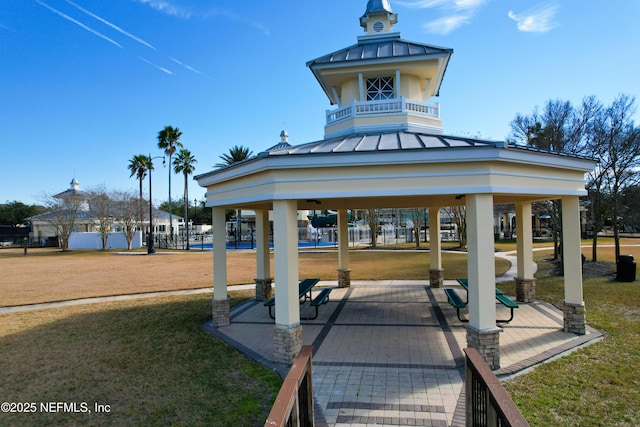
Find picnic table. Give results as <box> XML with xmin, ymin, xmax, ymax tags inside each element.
<box><xmin>264</xmin><ymin>278</ymin><xmax>332</xmax><ymax>320</ymax></box>
<box><xmin>442</xmin><ymin>278</ymin><xmax>519</xmax><ymax>323</ymax></box>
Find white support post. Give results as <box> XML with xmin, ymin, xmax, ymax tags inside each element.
<box><xmin>337</xmin><ymin>209</ymin><xmax>351</xmax><ymax>288</ymax></box>
<box><xmin>254</xmin><ymin>209</ymin><xmax>273</xmax><ymax>301</ymax></box>
<box><xmin>429</xmin><ymin>207</ymin><xmax>443</xmax><ymax>288</ymax></box>
<box><xmin>562</xmin><ymin>196</ymin><xmax>586</xmax><ymax>335</ymax></box>
<box><xmin>515</xmin><ymin>202</ymin><xmax>535</xmax><ymax>302</ymax></box>
<box><xmin>272</xmin><ymin>200</ymin><xmax>302</xmax><ymax>364</ymax></box>
<box><xmin>395</xmin><ymin>69</ymin><xmax>401</xmax><ymax>98</ymax></box>
<box><xmin>212</xmin><ymin>207</ymin><xmax>229</xmax><ymax>327</ymax></box>
<box><xmin>466</xmin><ymin>194</ymin><xmax>502</xmax><ymax>369</ymax></box>
<box><xmin>358</xmin><ymin>73</ymin><xmax>365</xmax><ymax>102</ymax></box>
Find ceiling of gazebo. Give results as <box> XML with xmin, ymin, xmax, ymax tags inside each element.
<box><xmin>195</xmin><ymin>131</ymin><xmax>596</xmax><ymax>211</ymax></box>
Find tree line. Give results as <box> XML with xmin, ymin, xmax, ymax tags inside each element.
<box><xmin>508</xmin><ymin>93</ymin><xmax>640</xmax><ymax>261</ymax></box>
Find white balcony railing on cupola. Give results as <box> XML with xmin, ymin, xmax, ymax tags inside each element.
<box><xmin>326</xmin><ymin>97</ymin><xmax>440</xmax><ymax>126</ymax></box>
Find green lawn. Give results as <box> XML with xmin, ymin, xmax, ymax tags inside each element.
<box><xmin>0</xmin><ymin>291</ymin><xmax>281</xmax><ymax>427</ymax></box>
<box><xmin>1</xmin><ymin>242</ymin><xmax>638</xmax><ymax>426</ymax></box>
<box><xmin>502</xmin><ymin>254</ymin><xmax>640</xmax><ymax>426</ymax></box>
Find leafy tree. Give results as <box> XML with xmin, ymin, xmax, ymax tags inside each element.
<box><xmin>128</xmin><ymin>154</ymin><xmax>151</xmax><ymax>228</ymax></box>
<box><xmin>157</xmin><ymin>126</ymin><xmax>183</xmax><ymax>239</ymax></box>
<box><xmin>215</xmin><ymin>145</ymin><xmax>254</xmax><ymax>242</ymax></box>
<box><xmin>215</xmin><ymin>145</ymin><xmax>253</xmax><ymax>168</ymax></box>
<box><xmin>173</xmin><ymin>148</ymin><xmax>197</xmax><ymax>249</ymax></box>
<box><xmin>0</xmin><ymin>201</ymin><xmax>45</xmax><ymax>227</ymax></box>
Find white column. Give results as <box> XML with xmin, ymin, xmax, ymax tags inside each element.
<box><xmin>212</xmin><ymin>207</ymin><xmax>227</xmax><ymax>301</ymax></box>
<box><xmin>273</xmin><ymin>200</ymin><xmax>300</xmax><ymax>325</ymax></box>
<box><xmin>466</xmin><ymin>194</ymin><xmax>501</xmax><ymax>369</ymax></box>
<box><xmin>429</xmin><ymin>207</ymin><xmax>443</xmax><ymax>287</ymax></box>
<box><xmin>466</xmin><ymin>194</ymin><xmax>496</xmax><ymax>329</ymax></box>
<box><xmin>337</xmin><ymin>209</ymin><xmax>351</xmax><ymax>287</ymax></box>
<box><xmin>255</xmin><ymin>209</ymin><xmax>271</xmax><ymax>279</ymax></box>
<box><xmin>254</xmin><ymin>209</ymin><xmax>272</xmax><ymax>301</ymax></box>
<box><xmin>516</xmin><ymin>202</ymin><xmax>534</xmax><ymax>279</ymax></box>
<box><xmin>211</xmin><ymin>207</ymin><xmax>229</xmax><ymax>327</ymax></box>
<box><xmin>562</xmin><ymin>196</ymin><xmax>583</xmax><ymax>304</ymax></box>
<box><xmin>562</xmin><ymin>196</ymin><xmax>586</xmax><ymax>334</ymax></box>
<box><xmin>272</xmin><ymin>200</ymin><xmax>302</xmax><ymax>364</ymax></box>
<box><xmin>515</xmin><ymin>202</ymin><xmax>536</xmax><ymax>302</ymax></box>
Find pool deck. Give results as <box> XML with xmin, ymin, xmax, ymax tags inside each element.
<box><xmin>205</xmin><ymin>279</ymin><xmax>603</xmax><ymax>427</ymax></box>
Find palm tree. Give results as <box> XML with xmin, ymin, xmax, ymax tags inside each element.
<box><xmin>157</xmin><ymin>126</ymin><xmax>183</xmax><ymax>241</ymax></box>
<box><xmin>173</xmin><ymin>149</ymin><xmax>197</xmax><ymax>249</ymax></box>
<box><xmin>128</xmin><ymin>154</ymin><xmax>151</xmax><ymax>229</ymax></box>
<box><xmin>215</xmin><ymin>145</ymin><xmax>253</xmax><ymax>169</ymax></box>
<box><xmin>216</xmin><ymin>145</ymin><xmax>254</xmax><ymax>245</ymax></box>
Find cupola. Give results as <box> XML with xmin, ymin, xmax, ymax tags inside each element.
<box><xmin>360</xmin><ymin>0</ymin><xmax>398</xmax><ymax>34</ymax></box>
<box><xmin>307</xmin><ymin>1</ymin><xmax>453</xmax><ymax>139</ymax></box>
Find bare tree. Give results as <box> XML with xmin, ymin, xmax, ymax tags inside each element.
<box><xmin>588</xmin><ymin>94</ymin><xmax>640</xmax><ymax>260</ymax></box>
<box><xmin>444</xmin><ymin>206</ymin><xmax>467</xmax><ymax>248</ymax></box>
<box><xmin>409</xmin><ymin>208</ymin><xmax>427</xmax><ymax>248</ymax></box>
<box><xmin>509</xmin><ymin>97</ymin><xmax>598</xmax><ymax>259</ymax></box>
<box><xmin>363</xmin><ymin>209</ymin><xmax>380</xmax><ymax>248</ymax></box>
<box><xmin>112</xmin><ymin>190</ymin><xmax>142</xmax><ymax>250</ymax></box>
<box><xmin>88</xmin><ymin>186</ymin><xmax>116</xmax><ymax>250</ymax></box>
<box><xmin>39</xmin><ymin>193</ymin><xmax>84</xmax><ymax>251</ymax></box>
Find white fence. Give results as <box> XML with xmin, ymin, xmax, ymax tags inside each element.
<box><xmin>69</xmin><ymin>231</ymin><xmax>143</xmax><ymax>249</ymax></box>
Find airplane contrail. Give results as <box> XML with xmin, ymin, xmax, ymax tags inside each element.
<box><xmin>35</xmin><ymin>0</ymin><xmax>122</xmax><ymax>48</ymax></box>
<box><xmin>138</xmin><ymin>56</ymin><xmax>173</xmax><ymax>75</ymax></box>
<box><xmin>169</xmin><ymin>57</ymin><xmax>201</xmax><ymax>74</ymax></box>
<box><xmin>65</xmin><ymin>0</ymin><xmax>156</xmax><ymax>50</ymax></box>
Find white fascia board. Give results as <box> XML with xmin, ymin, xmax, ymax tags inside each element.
<box><xmin>196</xmin><ymin>146</ymin><xmax>595</xmax><ymax>188</ymax></box>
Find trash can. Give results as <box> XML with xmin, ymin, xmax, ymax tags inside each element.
<box><xmin>616</xmin><ymin>255</ymin><xmax>636</xmax><ymax>282</ymax></box>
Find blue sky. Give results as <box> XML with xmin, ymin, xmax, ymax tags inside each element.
<box><xmin>2</xmin><ymin>0</ymin><xmax>639</xmax><ymax>205</ymax></box>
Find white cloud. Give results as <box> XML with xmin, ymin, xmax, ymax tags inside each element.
<box><xmin>396</xmin><ymin>0</ymin><xmax>449</xmax><ymax>8</ymax></box>
<box><xmin>508</xmin><ymin>4</ymin><xmax>559</xmax><ymax>33</ymax></box>
<box><xmin>66</xmin><ymin>0</ymin><xmax>156</xmax><ymax>50</ymax></box>
<box><xmin>424</xmin><ymin>14</ymin><xmax>470</xmax><ymax>34</ymax></box>
<box><xmin>398</xmin><ymin>0</ymin><xmax>488</xmax><ymax>34</ymax></box>
<box><xmin>134</xmin><ymin>0</ymin><xmax>192</xmax><ymax>19</ymax></box>
<box><xmin>454</xmin><ymin>0</ymin><xmax>487</xmax><ymax>10</ymax></box>
<box><xmin>35</xmin><ymin>0</ymin><xmax>122</xmax><ymax>48</ymax></box>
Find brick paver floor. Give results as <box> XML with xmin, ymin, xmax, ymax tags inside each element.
<box><xmin>206</xmin><ymin>280</ymin><xmax>603</xmax><ymax>427</ymax></box>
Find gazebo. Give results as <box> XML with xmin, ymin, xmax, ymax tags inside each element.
<box><xmin>195</xmin><ymin>0</ymin><xmax>595</xmax><ymax>369</ymax></box>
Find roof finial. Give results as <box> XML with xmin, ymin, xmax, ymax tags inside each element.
<box><xmin>360</xmin><ymin>0</ymin><xmax>398</xmax><ymax>34</ymax></box>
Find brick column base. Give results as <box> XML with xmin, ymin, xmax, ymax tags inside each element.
<box><xmin>563</xmin><ymin>302</ymin><xmax>586</xmax><ymax>335</ymax></box>
<box><xmin>429</xmin><ymin>269</ymin><xmax>444</xmax><ymax>288</ymax></box>
<box><xmin>273</xmin><ymin>323</ymin><xmax>303</xmax><ymax>365</ymax></box>
<box><xmin>466</xmin><ymin>326</ymin><xmax>503</xmax><ymax>370</ymax></box>
<box><xmin>515</xmin><ymin>278</ymin><xmax>536</xmax><ymax>302</ymax></box>
<box><xmin>211</xmin><ymin>299</ymin><xmax>230</xmax><ymax>327</ymax></box>
<box><xmin>254</xmin><ymin>278</ymin><xmax>274</xmax><ymax>301</ymax></box>
<box><xmin>337</xmin><ymin>269</ymin><xmax>351</xmax><ymax>288</ymax></box>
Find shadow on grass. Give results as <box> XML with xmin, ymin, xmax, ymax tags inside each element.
<box><xmin>0</xmin><ymin>292</ymin><xmax>280</xmax><ymax>427</ymax></box>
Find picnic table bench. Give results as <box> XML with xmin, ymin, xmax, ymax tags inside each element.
<box><xmin>442</xmin><ymin>278</ymin><xmax>519</xmax><ymax>323</ymax></box>
<box><xmin>265</xmin><ymin>278</ymin><xmax>331</xmax><ymax>320</ymax></box>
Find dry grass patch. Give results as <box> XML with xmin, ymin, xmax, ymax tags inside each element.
<box><xmin>1</xmin><ymin>249</ymin><xmax>510</xmax><ymax>306</ymax></box>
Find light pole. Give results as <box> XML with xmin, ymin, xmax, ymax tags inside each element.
<box><xmin>148</xmin><ymin>154</ymin><xmax>166</xmax><ymax>254</ymax></box>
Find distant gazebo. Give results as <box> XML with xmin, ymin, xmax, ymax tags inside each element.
<box><xmin>195</xmin><ymin>0</ymin><xmax>595</xmax><ymax>369</ymax></box>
